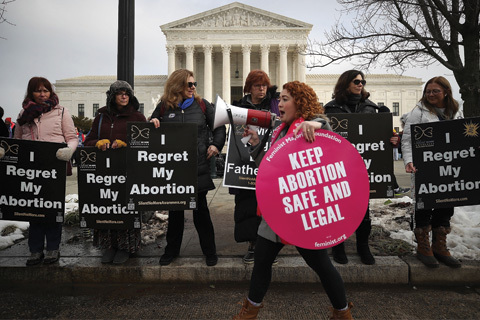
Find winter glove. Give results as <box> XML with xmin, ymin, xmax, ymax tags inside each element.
<box><xmin>95</xmin><ymin>139</ymin><xmax>111</xmax><ymax>150</ymax></box>
<box><xmin>0</xmin><ymin>147</ymin><xmax>4</xmax><ymax>159</ymax></box>
<box><xmin>114</xmin><ymin>139</ymin><xmax>127</xmax><ymax>148</ymax></box>
<box><xmin>56</xmin><ymin>147</ymin><xmax>74</xmax><ymax>162</ymax></box>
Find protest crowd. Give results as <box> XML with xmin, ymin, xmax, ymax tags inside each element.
<box><xmin>0</xmin><ymin>70</ymin><xmax>477</xmax><ymax>320</ymax></box>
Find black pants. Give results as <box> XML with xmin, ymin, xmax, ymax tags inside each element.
<box><xmin>28</xmin><ymin>222</ymin><xmax>62</xmax><ymax>253</ymax></box>
<box><xmin>248</xmin><ymin>236</ymin><xmax>347</xmax><ymax>310</ymax></box>
<box><xmin>164</xmin><ymin>191</ymin><xmax>216</xmax><ymax>256</ymax></box>
<box><xmin>415</xmin><ymin>207</ymin><xmax>454</xmax><ymax>228</ymax></box>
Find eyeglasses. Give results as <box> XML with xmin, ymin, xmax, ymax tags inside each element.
<box><xmin>425</xmin><ymin>89</ymin><xmax>442</xmax><ymax>95</ymax></box>
<box><xmin>34</xmin><ymin>89</ymin><xmax>50</xmax><ymax>94</ymax></box>
<box><xmin>116</xmin><ymin>92</ymin><xmax>129</xmax><ymax>97</ymax></box>
<box><xmin>188</xmin><ymin>82</ymin><xmax>197</xmax><ymax>88</ymax></box>
<box><xmin>352</xmin><ymin>79</ymin><xmax>366</xmax><ymax>86</ymax></box>
<box><xmin>253</xmin><ymin>84</ymin><xmax>268</xmax><ymax>89</ymax></box>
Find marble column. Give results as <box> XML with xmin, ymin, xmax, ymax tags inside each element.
<box><xmin>166</xmin><ymin>45</ymin><xmax>176</xmax><ymax>76</ymax></box>
<box><xmin>185</xmin><ymin>44</ymin><xmax>195</xmax><ymax>72</ymax></box>
<box><xmin>203</xmin><ymin>44</ymin><xmax>213</xmax><ymax>102</ymax></box>
<box><xmin>242</xmin><ymin>44</ymin><xmax>251</xmax><ymax>87</ymax></box>
<box><xmin>279</xmin><ymin>44</ymin><xmax>288</xmax><ymax>86</ymax></box>
<box><xmin>296</xmin><ymin>44</ymin><xmax>306</xmax><ymax>82</ymax></box>
<box><xmin>260</xmin><ymin>44</ymin><xmax>270</xmax><ymax>75</ymax></box>
<box><xmin>221</xmin><ymin>44</ymin><xmax>231</xmax><ymax>103</ymax></box>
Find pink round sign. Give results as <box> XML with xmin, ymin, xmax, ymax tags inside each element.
<box><xmin>256</xmin><ymin>129</ymin><xmax>369</xmax><ymax>249</ymax></box>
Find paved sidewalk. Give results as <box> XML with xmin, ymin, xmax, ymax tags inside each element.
<box><xmin>0</xmin><ymin>160</ymin><xmax>479</xmax><ymax>286</ymax></box>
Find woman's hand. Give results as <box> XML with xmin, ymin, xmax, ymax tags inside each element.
<box><xmin>294</xmin><ymin>121</ymin><xmax>323</xmax><ymax>143</ymax></box>
<box><xmin>390</xmin><ymin>136</ymin><xmax>399</xmax><ymax>145</ymax></box>
<box><xmin>112</xmin><ymin>139</ymin><xmax>127</xmax><ymax>149</ymax></box>
<box><xmin>405</xmin><ymin>162</ymin><xmax>416</xmax><ymax>173</ymax></box>
<box><xmin>56</xmin><ymin>147</ymin><xmax>74</xmax><ymax>161</ymax></box>
<box><xmin>243</xmin><ymin>127</ymin><xmax>260</xmax><ymax>147</ymax></box>
<box><xmin>150</xmin><ymin>118</ymin><xmax>161</xmax><ymax>129</ymax></box>
<box><xmin>95</xmin><ymin>139</ymin><xmax>111</xmax><ymax>151</ymax></box>
<box><xmin>207</xmin><ymin>145</ymin><xmax>219</xmax><ymax>159</ymax></box>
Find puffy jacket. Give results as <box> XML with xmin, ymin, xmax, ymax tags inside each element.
<box><xmin>84</xmin><ymin>105</ymin><xmax>146</xmax><ymax>146</ymax></box>
<box><xmin>150</xmin><ymin>99</ymin><xmax>226</xmax><ymax>193</ymax></box>
<box><xmin>14</xmin><ymin>104</ymin><xmax>78</xmax><ymax>150</ymax></box>
<box><xmin>401</xmin><ymin>102</ymin><xmax>463</xmax><ymax>165</ymax></box>
<box><xmin>324</xmin><ymin>98</ymin><xmax>378</xmax><ymax>114</ymax></box>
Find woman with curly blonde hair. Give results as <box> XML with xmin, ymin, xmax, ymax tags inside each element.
<box><xmin>233</xmin><ymin>81</ymin><xmax>353</xmax><ymax>320</ymax></box>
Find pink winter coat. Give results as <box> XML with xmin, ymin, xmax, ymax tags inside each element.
<box><xmin>14</xmin><ymin>104</ymin><xmax>78</xmax><ymax>151</ymax></box>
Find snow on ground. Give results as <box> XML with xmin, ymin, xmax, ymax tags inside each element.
<box><xmin>1</xmin><ymin>194</ymin><xmax>479</xmax><ymax>260</ymax></box>
<box><xmin>370</xmin><ymin>196</ymin><xmax>480</xmax><ymax>260</ymax></box>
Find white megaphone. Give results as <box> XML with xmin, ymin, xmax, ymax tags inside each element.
<box><xmin>213</xmin><ymin>95</ymin><xmax>275</xmax><ymax>130</ymax></box>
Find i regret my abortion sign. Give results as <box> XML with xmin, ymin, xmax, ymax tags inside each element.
<box><xmin>256</xmin><ymin>130</ymin><xmax>369</xmax><ymax>249</ymax></box>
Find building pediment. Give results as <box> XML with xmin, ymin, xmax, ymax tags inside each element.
<box><xmin>161</xmin><ymin>2</ymin><xmax>312</xmax><ymax>31</ymax></box>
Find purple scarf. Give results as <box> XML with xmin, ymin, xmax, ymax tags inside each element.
<box><xmin>17</xmin><ymin>95</ymin><xmax>59</xmax><ymax>126</ymax></box>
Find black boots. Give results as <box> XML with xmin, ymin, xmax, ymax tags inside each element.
<box><xmin>332</xmin><ymin>219</ymin><xmax>375</xmax><ymax>265</ymax></box>
<box><xmin>332</xmin><ymin>242</ymin><xmax>348</xmax><ymax>264</ymax></box>
<box><xmin>356</xmin><ymin>219</ymin><xmax>375</xmax><ymax>265</ymax></box>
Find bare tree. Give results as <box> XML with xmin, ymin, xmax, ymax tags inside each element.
<box><xmin>307</xmin><ymin>0</ymin><xmax>480</xmax><ymax>117</ymax></box>
<box><xmin>0</xmin><ymin>0</ymin><xmax>15</xmax><ymax>40</ymax></box>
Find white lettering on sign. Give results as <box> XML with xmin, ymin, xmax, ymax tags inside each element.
<box><xmin>137</xmin><ymin>150</ymin><xmax>189</xmax><ymax>164</ymax></box>
<box><xmin>423</xmin><ymin>147</ymin><xmax>476</xmax><ymax>163</ymax></box>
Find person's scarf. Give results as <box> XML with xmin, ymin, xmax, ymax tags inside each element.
<box><xmin>271</xmin><ymin>117</ymin><xmax>305</xmax><ymax>145</ymax></box>
<box><xmin>345</xmin><ymin>94</ymin><xmax>362</xmax><ymax>113</ymax></box>
<box><xmin>17</xmin><ymin>95</ymin><xmax>59</xmax><ymax>126</ymax></box>
<box><xmin>178</xmin><ymin>96</ymin><xmax>194</xmax><ymax>110</ymax></box>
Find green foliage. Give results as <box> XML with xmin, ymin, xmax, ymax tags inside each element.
<box><xmin>72</xmin><ymin>115</ymin><xmax>94</xmax><ymax>133</ymax></box>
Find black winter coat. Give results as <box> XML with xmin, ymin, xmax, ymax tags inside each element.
<box><xmin>324</xmin><ymin>98</ymin><xmax>378</xmax><ymax>114</ymax></box>
<box><xmin>150</xmin><ymin>99</ymin><xmax>226</xmax><ymax>193</ymax></box>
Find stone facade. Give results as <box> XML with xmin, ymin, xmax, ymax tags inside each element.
<box><xmin>54</xmin><ymin>2</ymin><xmax>423</xmax><ymax>131</ymax></box>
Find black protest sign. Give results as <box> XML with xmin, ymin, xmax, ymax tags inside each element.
<box><xmin>77</xmin><ymin>147</ymin><xmax>140</xmax><ymax>229</ymax></box>
<box><xmin>0</xmin><ymin>138</ymin><xmax>66</xmax><ymax>223</ymax></box>
<box><xmin>329</xmin><ymin>113</ymin><xmax>394</xmax><ymax>198</ymax></box>
<box><xmin>126</xmin><ymin>122</ymin><xmax>198</xmax><ymax>211</ymax></box>
<box><xmin>223</xmin><ymin>121</ymin><xmax>280</xmax><ymax>189</ymax></box>
<box><xmin>411</xmin><ymin>117</ymin><xmax>480</xmax><ymax>210</ymax></box>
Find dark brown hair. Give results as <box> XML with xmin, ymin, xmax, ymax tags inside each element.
<box><xmin>332</xmin><ymin>70</ymin><xmax>369</xmax><ymax>104</ymax></box>
<box><xmin>23</xmin><ymin>77</ymin><xmax>58</xmax><ymax>104</ymax></box>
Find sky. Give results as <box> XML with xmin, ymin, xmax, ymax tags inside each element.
<box><xmin>0</xmin><ymin>0</ymin><xmax>460</xmax><ymax>120</ymax></box>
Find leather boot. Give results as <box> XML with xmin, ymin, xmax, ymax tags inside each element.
<box><xmin>332</xmin><ymin>242</ymin><xmax>348</xmax><ymax>264</ymax></box>
<box><xmin>356</xmin><ymin>219</ymin><xmax>375</xmax><ymax>265</ymax></box>
<box><xmin>432</xmin><ymin>226</ymin><xmax>461</xmax><ymax>268</ymax></box>
<box><xmin>414</xmin><ymin>226</ymin><xmax>439</xmax><ymax>268</ymax></box>
<box><xmin>330</xmin><ymin>302</ymin><xmax>354</xmax><ymax>320</ymax></box>
<box><xmin>232</xmin><ymin>298</ymin><xmax>263</xmax><ymax>320</ymax></box>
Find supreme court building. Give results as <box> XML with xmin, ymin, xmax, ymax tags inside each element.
<box><xmin>55</xmin><ymin>2</ymin><xmax>424</xmax><ymax>131</ymax></box>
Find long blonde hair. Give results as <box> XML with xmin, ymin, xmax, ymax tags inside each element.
<box><xmin>161</xmin><ymin>69</ymin><xmax>201</xmax><ymax>110</ymax></box>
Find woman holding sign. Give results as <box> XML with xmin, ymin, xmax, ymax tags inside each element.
<box><xmin>13</xmin><ymin>77</ymin><xmax>78</xmax><ymax>266</ymax></box>
<box><xmin>150</xmin><ymin>69</ymin><xmax>226</xmax><ymax>267</ymax></box>
<box><xmin>233</xmin><ymin>81</ymin><xmax>353</xmax><ymax>320</ymax></box>
<box><xmin>84</xmin><ymin>80</ymin><xmax>147</xmax><ymax>264</ymax></box>
<box><xmin>324</xmin><ymin>70</ymin><xmax>378</xmax><ymax>266</ymax></box>
<box><xmin>402</xmin><ymin>76</ymin><xmax>462</xmax><ymax>268</ymax></box>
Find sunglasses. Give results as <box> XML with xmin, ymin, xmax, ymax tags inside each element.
<box><xmin>352</xmin><ymin>79</ymin><xmax>366</xmax><ymax>86</ymax></box>
<box><xmin>188</xmin><ymin>82</ymin><xmax>197</xmax><ymax>88</ymax></box>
